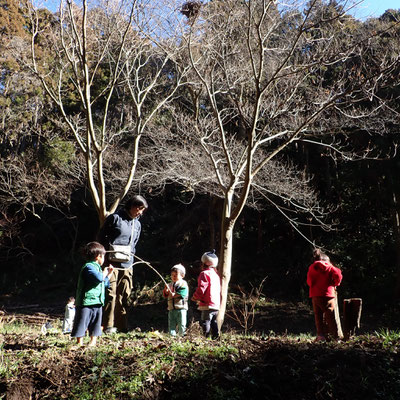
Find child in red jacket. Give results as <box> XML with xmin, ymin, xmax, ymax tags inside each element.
<box><xmin>192</xmin><ymin>251</ymin><xmax>221</xmax><ymax>339</ymax></box>
<box><xmin>307</xmin><ymin>249</ymin><xmax>343</xmax><ymax>341</ymax></box>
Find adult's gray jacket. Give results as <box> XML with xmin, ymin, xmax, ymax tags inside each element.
<box><xmin>98</xmin><ymin>209</ymin><xmax>141</xmax><ymax>269</ymax></box>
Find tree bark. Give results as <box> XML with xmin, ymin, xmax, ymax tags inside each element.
<box><xmin>217</xmin><ymin>217</ymin><xmax>234</xmax><ymax>330</ymax></box>
<box><xmin>343</xmin><ymin>298</ymin><xmax>362</xmax><ymax>341</ymax></box>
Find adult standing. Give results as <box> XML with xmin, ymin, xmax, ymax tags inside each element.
<box><xmin>98</xmin><ymin>195</ymin><xmax>148</xmax><ymax>333</ymax></box>
<box><xmin>307</xmin><ymin>249</ymin><xmax>343</xmax><ymax>341</ymax></box>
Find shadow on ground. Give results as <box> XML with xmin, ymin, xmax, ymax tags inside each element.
<box><xmin>0</xmin><ymin>294</ymin><xmax>398</xmax><ymax>337</ymax></box>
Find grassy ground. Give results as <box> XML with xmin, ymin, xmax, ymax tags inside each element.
<box><xmin>1</xmin><ymin>298</ymin><xmax>400</xmax><ymax>400</ymax></box>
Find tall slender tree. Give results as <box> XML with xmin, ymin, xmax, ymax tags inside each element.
<box><xmin>176</xmin><ymin>0</ymin><xmax>400</xmax><ymax>327</ymax></box>
<box><xmin>26</xmin><ymin>0</ymin><xmax>189</xmax><ymax>225</ymax></box>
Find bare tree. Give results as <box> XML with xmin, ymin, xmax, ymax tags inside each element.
<box><xmin>176</xmin><ymin>0</ymin><xmax>400</xmax><ymax>327</ymax></box>
<box><xmin>26</xmin><ymin>0</ymin><xmax>189</xmax><ymax>225</ymax></box>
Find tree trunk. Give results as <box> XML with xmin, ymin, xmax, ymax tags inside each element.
<box><xmin>217</xmin><ymin>217</ymin><xmax>234</xmax><ymax>330</ymax></box>
<box><xmin>343</xmin><ymin>298</ymin><xmax>362</xmax><ymax>341</ymax></box>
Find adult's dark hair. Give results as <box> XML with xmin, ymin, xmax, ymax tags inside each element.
<box><xmin>82</xmin><ymin>241</ymin><xmax>106</xmax><ymax>261</ymax></box>
<box><xmin>124</xmin><ymin>195</ymin><xmax>148</xmax><ymax>211</ymax></box>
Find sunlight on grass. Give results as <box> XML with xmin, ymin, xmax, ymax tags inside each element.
<box><xmin>374</xmin><ymin>328</ymin><xmax>400</xmax><ymax>349</ymax></box>
<box><xmin>374</xmin><ymin>328</ymin><xmax>400</xmax><ymax>340</ymax></box>
<box><xmin>2</xmin><ymin>320</ymin><xmax>400</xmax><ymax>399</ymax></box>
<box><xmin>0</xmin><ymin>320</ymin><xmax>39</xmax><ymax>335</ymax></box>
<box><xmin>0</xmin><ymin>343</ymin><xmax>30</xmax><ymax>380</ymax></box>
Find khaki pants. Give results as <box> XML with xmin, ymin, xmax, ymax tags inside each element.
<box><xmin>312</xmin><ymin>295</ymin><xmax>343</xmax><ymax>339</ymax></box>
<box><xmin>103</xmin><ymin>268</ymin><xmax>133</xmax><ymax>332</ymax></box>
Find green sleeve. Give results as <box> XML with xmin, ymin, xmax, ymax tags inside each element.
<box><xmin>175</xmin><ymin>281</ymin><xmax>188</xmax><ymax>298</ymax></box>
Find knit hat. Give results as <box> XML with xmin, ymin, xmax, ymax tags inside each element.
<box><xmin>171</xmin><ymin>263</ymin><xmax>186</xmax><ymax>276</ymax></box>
<box><xmin>201</xmin><ymin>250</ymin><xmax>218</xmax><ymax>267</ymax></box>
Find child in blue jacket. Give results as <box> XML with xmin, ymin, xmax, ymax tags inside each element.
<box><xmin>71</xmin><ymin>242</ymin><xmax>114</xmax><ymax>347</ymax></box>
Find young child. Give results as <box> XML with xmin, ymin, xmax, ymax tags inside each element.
<box><xmin>192</xmin><ymin>251</ymin><xmax>221</xmax><ymax>339</ymax></box>
<box><xmin>307</xmin><ymin>248</ymin><xmax>343</xmax><ymax>342</ymax></box>
<box><xmin>62</xmin><ymin>296</ymin><xmax>76</xmax><ymax>334</ymax></box>
<box><xmin>71</xmin><ymin>242</ymin><xmax>114</xmax><ymax>347</ymax></box>
<box><xmin>163</xmin><ymin>264</ymin><xmax>189</xmax><ymax>336</ymax></box>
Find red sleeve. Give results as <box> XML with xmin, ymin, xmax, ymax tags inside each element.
<box><xmin>330</xmin><ymin>267</ymin><xmax>343</xmax><ymax>287</ymax></box>
<box><xmin>306</xmin><ymin>264</ymin><xmax>315</xmax><ymax>287</ymax></box>
<box><xmin>192</xmin><ymin>272</ymin><xmax>209</xmax><ymax>301</ymax></box>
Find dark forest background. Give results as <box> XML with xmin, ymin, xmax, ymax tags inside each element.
<box><xmin>3</xmin><ymin>143</ymin><xmax>400</xmax><ymax>311</ymax></box>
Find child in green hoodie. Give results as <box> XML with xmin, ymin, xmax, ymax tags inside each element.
<box><xmin>71</xmin><ymin>242</ymin><xmax>114</xmax><ymax>347</ymax></box>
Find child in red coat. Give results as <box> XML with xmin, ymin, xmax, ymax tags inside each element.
<box><xmin>307</xmin><ymin>249</ymin><xmax>343</xmax><ymax>341</ymax></box>
<box><xmin>192</xmin><ymin>251</ymin><xmax>221</xmax><ymax>339</ymax></box>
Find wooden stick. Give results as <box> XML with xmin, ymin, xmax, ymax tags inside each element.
<box><xmin>105</xmin><ymin>251</ymin><xmax>169</xmax><ymax>287</ymax></box>
<box><xmin>134</xmin><ymin>255</ymin><xmax>169</xmax><ymax>288</ymax></box>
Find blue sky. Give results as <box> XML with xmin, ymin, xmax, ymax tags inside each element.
<box><xmin>352</xmin><ymin>0</ymin><xmax>400</xmax><ymax>19</ymax></box>
<box><xmin>39</xmin><ymin>0</ymin><xmax>399</xmax><ymax>18</ymax></box>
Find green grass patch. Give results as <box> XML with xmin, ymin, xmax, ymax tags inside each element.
<box><xmin>1</xmin><ymin>319</ymin><xmax>400</xmax><ymax>399</ymax></box>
